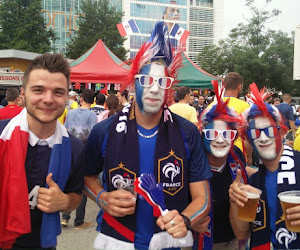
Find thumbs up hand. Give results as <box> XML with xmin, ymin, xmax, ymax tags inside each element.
<box><xmin>229</xmin><ymin>170</ymin><xmax>248</xmax><ymax>207</ymax></box>
<box><xmin>37</xmin><ymin>173</ymin><xmax>69</xmax><ymax>213</ymax></box>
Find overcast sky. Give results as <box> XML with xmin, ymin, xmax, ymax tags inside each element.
<box><xmin>223</xmin><ymin>0</ymin><xmax>300</xmax><ymax>38</ymax></box>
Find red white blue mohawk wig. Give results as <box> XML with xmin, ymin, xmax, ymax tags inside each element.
<box><xmin>242</xmin><ymin>83</ymin><xmax>288</xmax><ymax>137</ymax></box>
<box><xmin>200</xmin><ymin>80</ymin><xmax>242</xmax><ymax>130</ymax></box>
<box><xmin>121</xmin><ymin>22</ymin><xmax>183</xmax><ymax>92</ymax></box>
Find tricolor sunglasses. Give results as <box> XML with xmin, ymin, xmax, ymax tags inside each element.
<box><xmin>247</xmin><ymin>126</ymin><xmax>280</xmax><ymax>140</ymax></box>
<box><xmin>202</xmin><ymin>129</ymin><xmax>237</xmax><ymax>141</ymax></box>
<box><xmin>134</xmin><ymin>74</ymin><xmax>174</xmax><ymax>89</ymax></box>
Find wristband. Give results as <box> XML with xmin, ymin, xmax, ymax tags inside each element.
<box><xmin>96</xmin><ymin>190</ymin><xmax>106</xmax><ymax>209</ymax></box>
<box><xmin>180</xmin><ymin>214</ymin><xmax>192</xmax><ymax>231</ymax></box>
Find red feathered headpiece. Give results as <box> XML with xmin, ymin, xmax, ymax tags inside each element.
<box><xmin>199</xmin><ymin>80</ymin><xmax>242</xmax><ymax>130</ymax></box>
<box><xmin>240</xmin><ymin>83</ymin><xmax>288</xmax><ymax>139</ymax></box>
<box><xmin>120</xmin><ymin>22</ymin><xmax>183</xmax><ymax>103</ymax></box>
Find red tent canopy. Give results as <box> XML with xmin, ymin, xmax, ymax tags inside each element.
<box><xmin>70</xmin><ymin>39</ymin><xmax>129</xmax><ymax>84</ymax></box>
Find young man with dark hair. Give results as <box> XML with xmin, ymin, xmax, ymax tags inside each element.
<box><xmin>0</xmin><ymin>88</ymin><xmax>23</xmax><ymax>120</ymax></box>
<box><xmin>189</xmin><ymin>94</ymin><xmax>195</xmax><ymax>106</ymax></box>
<box><xmin>64</xmin><ymin>89</ymin><xmax>97</xmax><ymax>146</ymax></box>
<box><xmin>169</xmin><ymin>86</ymin><xmax>198</xmax><ymax>125</ymax></box>
<box><xmin>91</xmin><ymin>93</ymin><xmax>106</xmax><ymax>115</ymax></box>
<box><xmin>0</xmin><ymin>53</ymin><xmax>85</xmax><ymax>249</ymax></box>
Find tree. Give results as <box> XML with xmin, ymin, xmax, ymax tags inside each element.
<box><xmin>0</xmin><ymin>0</ymin><xmax>56</xmax><ymax>53</ymax></box>
<box><xmin>197</xmin><ymin>0</ymin><xmax>295</xmax><ymax>93</ymax></box>
<box><xmin>66</xmin><ymin>0</ymin><xmax>127</xmax><ymax>61</ymax></box>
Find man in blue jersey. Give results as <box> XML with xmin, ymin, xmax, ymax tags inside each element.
<box><xmin>84</xmin><ymin>22</ymin><xmax>212</xmax><ymax>250</ymax></box>
<box><xmin>0</xmin><ymin>54</ymin><xmax>84</xmax><ymax>249</ymax></box>
<box><xmin>229</xmin><ymin>83</ymin><xmax>300</xmax><ymax>249</ymax></box>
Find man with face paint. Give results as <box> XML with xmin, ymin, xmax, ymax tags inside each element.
<box><xmin>229</xmin><ymin>83</ymin><xmax>300</xmax><ymax>249</ymax></box>
<box><xmin>162</xmin><ymin>0</ymin><xmax>180</xmax><ymax>32</ymax></box>
<box><xmin>84</xmin><ymin>22</ymin><xmax>212</xmax><ymax>250</ymax></box>
<box><xmin>195</xmin><ymin>81</ymin><xmax>248</xmax><ymax>250</ymax></box>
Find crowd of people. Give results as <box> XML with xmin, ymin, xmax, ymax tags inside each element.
<box><xmin>1</xmin><ymin>21</ymin><xmax>300</xmax><ymax>250</ymax></box>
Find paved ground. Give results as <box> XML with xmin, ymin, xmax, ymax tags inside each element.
<box><xmin>57</xmin><ymin>199</ymin><xmax>99</xmax><ymax>250</ymax></box>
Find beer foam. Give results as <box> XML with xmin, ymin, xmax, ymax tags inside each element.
<box><xmin>245</xmin><ymin>191</ymin><xmax>260</xmax><ymax>199</ymax></box>
<box><xmin>279</xmin><ymin>195</ymin><xmax>300</xmax><ymax>204</ymax></box>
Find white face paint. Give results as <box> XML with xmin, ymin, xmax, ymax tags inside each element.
<box><xmin>253</xmin><ymin>117</ymin><xmax>277</xmax><ymax>160</ymax></box>
<box><xmin>209</xmin><ymin>120</ymin><xmax>232</xmax><ymax>158</ymax></box>
<box><xmin>141</xmin><ymin>62</ymin><xmax>166</xmax><ymax>114</ymax></box>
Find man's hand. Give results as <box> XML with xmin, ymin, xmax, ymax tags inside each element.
<box><xmin>156</xmin><ymin>210</ymin><xmax>187</xmax><ymax>238</ymax></box>
<box><xmin>287</xmin><ymin>205</ymin><xmax>300</xmax><ymax>227</ymax></box>
<box><xmin>100</xmin><ymin>189</ymin><xmax>136</xmax><ymax>217</ymax></box>
<box><xmin>193</xmin><ymin>216</ymin><xmax>210</xmax><ymax>233</ymax></box>
<box><xmin>37</xmin><ymin>173</ymin><xmax>69</xmax><ymax>213</ymax></box>
<box><xmin>229</xmin><ymin>170</ymin><xmax>248</xmax><ymax>207</ymax></box>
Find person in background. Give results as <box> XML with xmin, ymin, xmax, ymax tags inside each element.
<box><xmin>67</xmin><ymin>91</ymin><xmax>79</xmax><ymax>110</ymax></box>
<box><xmin>84</xmin><ymin>22</ymin><xmax>211</xmax><ymax>250</ymax></box>
<box><xmin>229</xmin><ymin>83</ymin><xmax>300</xmax><ymax>249</ymax></box>
<box><xmin>189</xmin><ymin>94</ymin><xmax>195</xmax><ymax>106</ymax></box>
<box><xmin>1</xmin><ymin>97</ymin><xmax>8</xmax><ymax>107</ymax></box>
<box><xmin>0</xmin><ymin>53</ymin><xmax>84</xmax><ymax>249</ymax></box>
<box><xmin>169</xmin><ymin>86</ymin><xmax>198</xmax><ymax>125</ymax></box>
<box><xmin>97</xmin><ymin>95</ymin><xmax>120</xmax><ymax>122</ymax></box>
<box><xmin>0</xmin><ymin>88</ymin><xmax>23</xmax><ymax>120</ymax></box>
<box><xmin>273</xmin><ymin>98</ymin><xmax>281</xmax><ymax>106</ymax></box>
<box><xmin>62</xmin><ymin>88</ymin><xmax>97</xmax><ymax>229</ymax></box>
<box><xmin>58</xmin><ymin>108</ymin><xmax>68</xmax><ymax>125</ymax></box>
<box><xmin>277</xmin><ymin>93</ymin><xmax>296</xmax><ymax>140</ymax></box>
<box><xmin>91</xmin><ymin>93</ymin><xmax>106</xmax><ymax>115</ymax></box>
<box><xmin>294</xmin><ymin>106</ymin><xmax>300</xmax><ymax>128</ymax></box>
<box><xmin>193</xmin><ymin>94</ymin><xmax>208</xmax><ymax>119</ymax></box>
<box><xmin>17</xmin><ymin>94</ymin><xmax>25</xmax><ymax>108</ymax></box>
<box><xmin>64</xmin><ymin>89</ymin><xmax>97</xmax><ymax>145</ymax></box>
<box><xmin>222</xmin><ymin>72</ymin><xmax>252</xmax><ymax>165</ymax></box>
<box><xmin>117</xmin><ymin>90</ymin><xmax>129</xmax><ymax>106</ymax></box>
<box><xmin>195</xmin><ymin>81</ymin><xmax>248</xmax><ymax>250</ymax></box>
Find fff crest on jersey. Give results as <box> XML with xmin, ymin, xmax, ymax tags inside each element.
<box><xmin>158</xmin><ymin>149</ymin><xmax>183</xmax><ymax>196</ymax></box>
<box><xmin>108</xmin><ymin>162</ymin><xmax>136</xmax><ymax>190</ymax></box>
<box><xmin>252</xmin><ymin>199</ymin><xmax>266</xmax><ymax>232</ymax></box>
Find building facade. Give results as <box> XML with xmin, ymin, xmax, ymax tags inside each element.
<box><xmin>41</xmin><ymin>0</ymin><xmax>223</xmax><ymax>62</ymax></box>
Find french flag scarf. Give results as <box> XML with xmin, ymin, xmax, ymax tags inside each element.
<box><xmin>0</xmin><ymin>108</ymin><xmax>71</xmax><ymax>248</ymax></box>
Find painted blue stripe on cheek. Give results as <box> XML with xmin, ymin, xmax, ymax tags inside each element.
<box><xmin>135</xmin><ymin>64</ymin><xmax>151</xmax><ymax>112</ymax></box>
<box><xmin>203</xmin><ymin>122</ymin><xmax>213</xmax><ymax>153</ymax></box>
<box><xmin>135</xmin><ymin>80</ymin><xmax>144</xmax><ymax>111</ymax></box>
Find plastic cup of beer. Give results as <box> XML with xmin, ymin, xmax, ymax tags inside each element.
<box><xmin>278</xmin><ymin>191</ymin><xmax>300</xmax><ymax>232</ymax></box>
<box><xmin>238</xmin><ymin>186</ymin><xmax>262</xmax><ymax>222</ymax></box>
<box><xmin>116</xmin><ymin>179</ymin><xmax>137</xmax><ymax>200</ymax></box>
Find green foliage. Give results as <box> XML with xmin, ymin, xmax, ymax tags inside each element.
<box><xmin>197</xmin><ymin>0</ymin><xmax>295</xmax><ymax>94</ymax></box>
<box><xmin>66</xmin><ymin>0</ymin><xmax>127</xmax><ymax>61</ymax></box>
<box><xmin>0</xmin><ymin>0</ymin><xmax>56</xmax><ymax>53</ymax></box>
